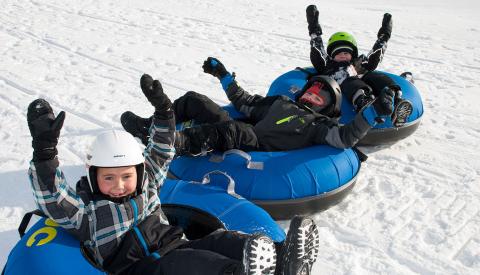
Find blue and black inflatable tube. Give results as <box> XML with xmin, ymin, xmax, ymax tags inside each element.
<box><xmin>4</xmin><ymin>177</ymin><xmax>284</xmax><ymax>275</ymax></box>
<box><xmin>160</xmin><ymin>177</ymin><xmax>285</xmax><ymax>242</ymax></box>
<box><xmin>169</xmin><ymin>145</ymin><xmax>361</xmax><ymax>220</ymax></box>
<box><xmin>268</xmin><ymin>67</ymin><xmax>424</xmax><ymax>145</ymax></box>
<box><xmin>4</xmin><ymin>217</ymin><xmax>104</xmax><ymax>275</ymax></box>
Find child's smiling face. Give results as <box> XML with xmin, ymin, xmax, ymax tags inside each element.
<box><xmin>97</xmin><ymin>166</ymin><xmax>137</xmax><ymax>198</ymax></box>
<box><xmin>333</xmin><ymin>51</ymin><xmax>352</xmax><ymax>62</ymax></box>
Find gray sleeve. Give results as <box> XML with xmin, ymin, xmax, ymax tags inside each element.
<box><xmin>322</xmin><ymin>113</ymin><xmax>372</xmax><ymax>149</ymax></box>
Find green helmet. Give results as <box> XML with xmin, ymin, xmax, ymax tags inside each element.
<box><xmin>327</xmin><ymin>32</ymin><xmax>358</xmax><ymax>59</ymax></box>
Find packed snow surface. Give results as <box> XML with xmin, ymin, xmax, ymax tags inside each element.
<box><xmin>1</xmin><ymin>0</ymin><xmax>479</xmax><ymax>274</ymax></box>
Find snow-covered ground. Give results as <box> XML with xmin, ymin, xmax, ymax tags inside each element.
<box><xmin>1</xmin><ymin>0</ymin><xmax>480</xmax><ymax>273</ymax></box>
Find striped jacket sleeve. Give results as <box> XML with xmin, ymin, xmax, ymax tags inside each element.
<box><xmin>28</xmin><ymin>158</ymin><xmax>90</xmax><ymax>241</ymax></box>
<box><xmin>144</xmin><ymin>110</ymin><xmax>176</xmax><ymax>190</ymax></box>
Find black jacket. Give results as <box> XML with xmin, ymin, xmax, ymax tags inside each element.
<box><xmin>224</xmin><ymin>82</ymin><xmax>372</xmax><ymax>150</ymax></box>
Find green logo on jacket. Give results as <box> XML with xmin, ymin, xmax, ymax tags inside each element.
<box><xmin>276</xmin><ymin>115</ymin><xmax>305</xmax><ymax>125</ymax></box>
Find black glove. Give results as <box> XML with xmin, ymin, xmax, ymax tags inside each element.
<box><xmin>306</xmin><ymin>5</ymin><xmax>322</xmax><ymax>35</ymax></box>
<box><xmin>373</xmin><ymin>87</ymin><xmax>395</xmax><ymax>116</ymax></box>
<box><xmin>377</xmin><ymin>13</ymin><xmax>392</xmax><ymax>41</ymax></box>
<box><xmin>140</xmin><ymin>74</ymin><xmax>172</xmax><ymax>112</ymax></box>
<box><xmin>27</xmin><ymin>99</ymin><xmax>65</xmax><ymax>161</ymax></box>
<box><xmin>202</xmin><ymin>57</ymin><xmax>229</xmax><ymax>79</ymax></box>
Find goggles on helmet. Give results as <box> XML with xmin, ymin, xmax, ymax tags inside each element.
<box><xmin>299</xmin><ymin>82</ymin><xmax>333</xmax><ymax>112</ymax></box>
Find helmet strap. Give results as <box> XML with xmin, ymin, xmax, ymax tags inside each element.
<box><xmin>87</xmin><ymin>166</ymin><xmax>100</xmax><ymax>194</ymax></box>
<box><xmin>135</xmin><ymin>163</ymin><xmax>146</xmax><ymax>195</ymax></box>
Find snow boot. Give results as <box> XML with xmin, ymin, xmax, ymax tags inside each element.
<box><xmin>391</xmin><ymin>99</ymin><xmax>413</xmax><ymax>127</ymax></box>
<box><xmin>390</xmin><ymin>90</ymin><xmax>413</xmax><ymax>127</ymax></box>
<box><xmin>277</xmin><ymin>216</ymin><xmax>320</xmax><ymax>275</ymax></box>
<box><xmin>243</xmin><ymin>234</ymin><xmax>277</xmax><ymax>275</ymax></box>
<box><xmin>120</xmin><ymin>111</ymin><xmax>151</xmax><ymax>145</ymax></box>
<box><xmin>173</xmin><ymin>130</ymin><xmax>206</xmax><ymax>157</ymax></box>
<box><xmin>174</xmin><ymin>126</ymin><xmax>217</xmax><ymax>156</ymax></box>
<box><xmin>352</xmin><ymin>89</ymin><xmax>375</xmax><ymax>112</ymax></box>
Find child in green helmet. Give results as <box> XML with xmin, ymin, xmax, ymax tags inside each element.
<box><xmin>306</xmin><ymin>5</ymin><xmax>412</xmax><ymax>126</ymax></box>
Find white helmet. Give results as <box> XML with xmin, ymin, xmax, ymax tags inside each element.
<box><xmin>85</xmin><ymin>130</ymin><xmax>145</xmax><ymax>195</ymax></box>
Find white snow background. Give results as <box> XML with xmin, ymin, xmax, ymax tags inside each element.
<box><xmin>1</xmin><ymin>0</ymin><xmax>480</xmax><ymax>274</ymax></box>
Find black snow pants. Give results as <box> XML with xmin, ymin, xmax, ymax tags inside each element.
<box><xmin>124</xmin><ymin>229</ymin><xmax>251</xmax><ymax>275</ymax></box>
<box><xmin>174</xmin><ymin>91</ymin><xmax>260</xmax><ymax>153</ymax></box>
<box><xmin>173</xmin><ymin>91</ymin><xmax>232</xmax><ymax>124</ymax></box>
<box><xmin>340</xmin><ymin>71</ymin><xmax>399</xmax><ymax>103</ymax></box>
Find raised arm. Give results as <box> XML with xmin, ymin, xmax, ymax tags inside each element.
<box><xmin>306</xmin><ymin>5</ymin><xmax>329</xmax><ymax>73</ymax></box>
<box><xmin>27</xmin><ymin>99</ymin><xmax>90</xmax><ymax>240</ymax></box>
<box><xmin>357</xmin><ymin>13</ymin><xmax>392</xmax><ymax>73</ymax></box>
<box><xmin>202</xmin><ymin>57</ymin><xmax>276</xmax><ymax>120</ymax></box>
<box><xmin>138</xmin><ymin>74</ymin><xmax>176</xmax><ymax>189</ymax></box>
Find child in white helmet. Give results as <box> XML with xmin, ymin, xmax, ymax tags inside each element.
<box><xmin>26</xmin><ymin>74</ymin><xmax>320</xmax><ymax>275</ymax></box>
<box><xmin>306</xmin><ymin>4</ymin><xmax>412</xmax><ymax>126</ymax></box>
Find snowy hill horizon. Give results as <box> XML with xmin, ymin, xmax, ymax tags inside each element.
<box><xmin>1</xmin><ymin>0</ymin><xmax>479</xmax><ymax>274</ymax></box>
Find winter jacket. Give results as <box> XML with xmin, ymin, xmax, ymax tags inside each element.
<box><xmin>309</xmin><ymin>34</ymin><xmax>388</xmax><ymax>85</ymax></box>
<box><xmin>224</xmin><ymin>82</ymin><xmax>372</xmax><ymax>150</ymax></box>
<box><xmin>28</xmin><ymin>111</ymin><xmax>176</xmax><ymax>268</ymax></box>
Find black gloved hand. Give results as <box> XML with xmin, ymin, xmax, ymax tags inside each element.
<box><xmin>306</xmin><ymin>5</ymin><xmax>322</xmax><ymax>35</ymax></box>
<box><xmin>377</xmin><ymin>13</ymin><xmax>392</xmax><ymax>41</ymax></box>
<box><xmin>373</xmin><ymin>87</ymin><xmax>395</xmax><ymax>116</ymax></box>
<box><xmin>202</xmin><ymin>57</ymin><xmax>229</xmax><ymax>79</ymax></box>
<box><xmin>27</xmin><ymin>99</ymin><xmax>65</xmax><ymax>161</ymax></box>
<box><xmin>140</xmin><ymin>74</ymin><xmax>172</xmax><ymax>112</ymax></box>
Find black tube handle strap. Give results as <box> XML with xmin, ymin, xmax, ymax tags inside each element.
<box><xmin>353</xmin><ymin>146</ymin><xmax>368</xmax><ymax>162</ymax></box>
<box><xmin>18</xmin><ymin>209</ymin><xmax>46</xmax><ymax>238</ymax></box>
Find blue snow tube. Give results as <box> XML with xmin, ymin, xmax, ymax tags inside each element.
<box><xmin>4</xmin><ymin>217</ymin><xmax>103</xmax><ymax>275</ymax></box>
<box><xmin>3</xmin><ymin>175</ymin><xmax>284</xmax><ymax>275</ymax></box>
<box><xmin>268</xmin><ymin>67</ymin><xmax>424</xmax><ymax>145</ymax></box>
<box><xmin>170</xmin><ymin>145</ymin><xmax>361</xmax><ymax>220</ymax></box>
<box><xmin>160</xmin><ymin>173</ymin><xmax>285</xmax><ymax>242</ymax></box>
